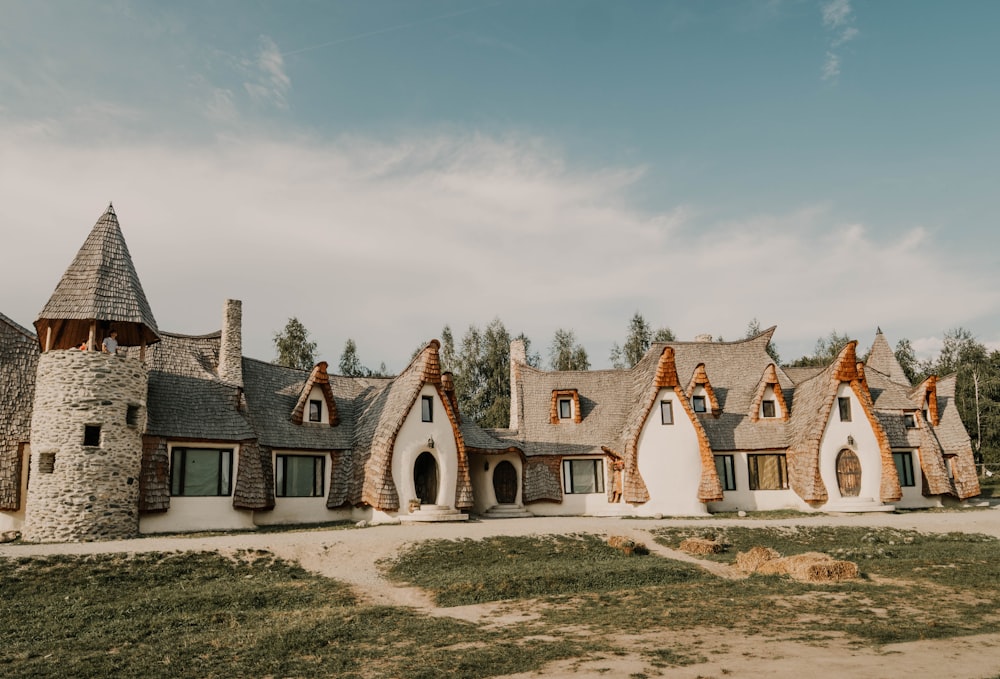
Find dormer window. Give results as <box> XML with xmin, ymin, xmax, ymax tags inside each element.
<box><xmin>421</xmin><ymin>395</ymin><xmax>433</xmax><ymax>422</ymax></box>
<box><xmin>308</xmin><ymin>399</ymin><xmax>322</xmax><ymax>423</ymax></box>
<box><xmin>692</xmin><ymin>395</ymin><xmax>707</xmax><ymax>413</ymax></box>
<box><xmin>761</xmin><ymin>400</ymin><xmax>776</xmax><ymax>418</ymax></box>
<box><xmin>904</xmin><ymin>413</ymin><xmax>916</xmax><ymax>429</ymax></box>
<box><xmin>558</xmin><ymin>398</ymin><xmax>572</xmax><ymax>419</ymax></box>
<box><xmin>660</xmin><ymin>400</ymin><xmax>674</xmax><ymax>425</ymax></box>
<box><xmin>838</xmin><ymin>397</ymin><xmax>852</xmax><ymax>422</ymax></box>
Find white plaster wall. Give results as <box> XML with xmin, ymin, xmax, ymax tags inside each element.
<box><xmin>818</xmin><ymin>383</ymin><xmax>883</xmax><ymax>506</ymax></box>
<box><xmin>391</xmin><ymin>384</ymin><xmax>460</xmax><ymax>512</ymax></box>
<box><xmin>140</xmin><ymin>443</ymin><xmax>255</xmax><ymax>534</ymax></box>
<box><xmin>469</xmin><ymin>452</ymin><xmax>522</xmax><ymax>514</ymax></box>
<box><xmin>0</xmin><ymin>444</ymin><xmax>29</xmax><ymax>533</ymax></box>
<box><xmin>634</xmin><ymin>389</ymin><xmax>707</xmax><ymax>516</ymax></box>
<box><xmin>707</xmin><ymin>452</ymin><xmax>812</xmax><ymax>513</ymax></box>
<box><xmin>253</xmin><ymin>450</ymin><xmax>355</xmax><ymax>526</ymax></box>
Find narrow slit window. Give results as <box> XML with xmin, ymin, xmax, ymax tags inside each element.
<box><xmin>126</xmin><ymin>405</ymin><xmax>140</xmax><ymax>427</ymax></box>
<box><xmin>660</xmin><ymin>400</ymin><xmax>673</xmax><ymax>425</ymax></box>
<box><xmin>421</xmin><ymin>395</ymin><xmax>433</xmax><ymax>422</ymax></box>
<box><xmin>838</xmin><ymin>397</ymin><xmax>852</xmax><ymax>422</ymax></box>
<box><xmin>83</xmin><ymin>425</ymin><xmax>101</xmax><ymax>447</ymax></box>
<box><xmin>714</xmin><ymin>455</ymin><xmax>736</xmax><ymax>491</ymax></box>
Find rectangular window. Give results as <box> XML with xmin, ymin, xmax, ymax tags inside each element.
<box><xmin>83</xmin><ymin>425</ymin><xmax>101</xmax><ymax>447</ymax></box>
<box><xmin>558</xmin><ymin>398</ymin><xmax>572</xmax><ymax>419</ymax></box>
<box><xmin>170</xmin><ymin>447</ymin><xmax>233</xmax><ymax>496</ymax></box>
<box><xmin>714</xmin><ymin>455</ymin><xmax>736</xmax><ymax>491</ymax></box>
<box><xmin>838</xmin><ymin>397</ymin><xmax>852</xmax><ymax>422</ymax></box>
<box><xmin>903</xmin><ymin>413</ymin><xmax>916</xmax><ymax>428</ymax></box>
<box><xmin>761</xmin><ymin>400</ymin><xmax>776</xmax><ymax>418</ymax></box>
<box><xmin>692</xmin><ymin>395</ymin><xmax>707</xmax><ymax>413</ymax></box>
<box><xmin>126</xmin><ymin>405</ymin><xmax>140</xmax><ymax>427</ymax></box>
<box><xmin>276</xmin><ymin>454</ymin><xmax>325</xmax><ymax>497</ymax></box>
<box><xmin>308</xmin><ymin>399</ymin><xmax>322</xmax><ymax>423</ymax></box>
<box><xmin>562</xmin><ymin>459</ymin><xmax>605</xmax><ymax>494</ymax></box>
<box><xmin>660</xmin><ymin>400</ymin><xmax>674</xmax><ymax>425</ymax></box>
<box><xmin>893</xmin><ymin>452</ymin><xmax>915</xmax><ymax>487</ymax></box>
<box><xmin>421</xmin><ymin>395</ymin><xmax>433</xmax><ymax>422</ymax></box>
<box><xmin>747</xmin><ymin>454</ymin><xmax>788</xmax><ymax>490</ymax></box>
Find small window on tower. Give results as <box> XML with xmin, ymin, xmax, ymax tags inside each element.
<box><xmin>39</xmin><ymin>452</ymin><xmax>56</xmax><ymax>474</ymax></box>
<box><xmin>83</xmin><ymin>425</ymin><xmax>101</xmax><ymax>447</ymax></box>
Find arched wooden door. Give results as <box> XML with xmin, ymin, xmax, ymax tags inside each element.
<box><xmin>492</xmin><ymin>460</ymin><xmax>518</xmax><ymax>504</ymax></box>
<box><xmin>414</xmin><ymin>452</ymin><xmax>439</xmax><ymax>505</ymax></box>
<box><xmin>836</xmin><ymin>449</ymin><xmax>862</xmax><ymax>497</ymax></box>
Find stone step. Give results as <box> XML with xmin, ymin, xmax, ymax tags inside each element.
<box><xmin>482</xmin><ymin>504</ymin><xmax>533</xmax><ymax>519</ymax></box>
<box><xmin>824</xmin><ymin>497</ymin><xmax>896</xmax><ymax>513</ymax></box>
<box><xmin>399</xmin><ymin>505</ymin><xmax>469</xmax><ymax>523</ymax></box>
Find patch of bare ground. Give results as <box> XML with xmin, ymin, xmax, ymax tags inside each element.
<box><xmin>623</xmin><ymin>528</ymin><xmax>745</xmax><ymax>579</ymax></box>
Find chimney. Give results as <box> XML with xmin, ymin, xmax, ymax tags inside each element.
<box><xmin>694</xmin><ymin>333</ymin><xmax>714</xmax><ymax>342</ymax></box>
<box><xmin>509</xmin><ymin>339</ymin><xmax>527</xmax><ymax>431</ymax></box>
<box><xmin>219</xmin><ymin>299</ymin><xmax>243</xmax><ymax>387</ymax></box>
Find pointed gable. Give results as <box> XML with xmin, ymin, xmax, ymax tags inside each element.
<box><xmin>686</xmin><ymin>363</ymin><xmax>720</xmax><ymax>416</ymax></box>
<box><xmin>621</xmin><ymin>347</ymin><xmax>723</xmax><ymax>504</ymax></box>
<box><xmin>787</xmin><ymin>341</ymin><xmax>901</xmax><ymax>504</ymax></box>
<box><xmin>866</xmin><ymin>329</ymin><xmax>910</xmax><ymax>386</ymax></box>
<box><xmin>34</xmin><ymin>204</ymin><xmax>160</xmax><ymax>350</ymax></box>
<box><xmin>357</xmin><ymin>340</ymin><xmax>472</xmax><ymax>511</ymax></box>
<box><xmin>911</xmin><ymin>376</ymin><xmax>939</xmax><ymax>426</ymax></box>
<box><xmin>749</xmin><ymin>363</ymin><xmax>789</xmax><ymax>422</ymax></box>
<box><xmin>290</xmin><ymin>361</ymin><xmax>340</xmax><ymax>426</ymax></box>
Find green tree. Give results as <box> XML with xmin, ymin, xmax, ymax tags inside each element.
<box><xmin>652</xmin><ymin>327</ymin><xmax>676</xmax><ymax>342</ymax></box>
<box><xmin>893</xmin><ymin>338</ymin><xmax>920</xmax><ymax>384</ymax></box>
<box><xmin>339</xmin><ymin>339</ymin><xmax>364</xmax><ymax>377</ymax></box>
<box><xmin>745</xmin><ymin>318</ymin><xmax>781</xmax><ymax>365</ymax></box>
<box><xmin>788</xmin><ymin>329</ymin><xmax>851</xmax><ymax>368</ymax></box>
<box><xmin>550</xmin><ymin>328</ymin><xmax>590</xmax><ymax>371</ymax></box>
<box><xmin>610</xmin><ymin>313</ymin><xmax>675</xmax><ymax>369</ymax></box>
<box><xmin>273</xmin><ymin>317</ymin><xmax>317</xmax><ymax>370</ymax></box>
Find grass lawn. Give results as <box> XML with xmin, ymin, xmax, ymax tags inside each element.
<box><xmin>4</xmin><ymin>526</ymin><xmax>1000</xmax><ymax>677</ymax></box>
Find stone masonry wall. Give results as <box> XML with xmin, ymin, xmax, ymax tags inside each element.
<box><xmin>23</xmin><ymin>350</ymin><xmax>148</xmax><ymax>542</ymax></box>
<box><xmin>218</xmin><ymin>299</ymin><xmax>243</xmax><ymax>386</ymax></box>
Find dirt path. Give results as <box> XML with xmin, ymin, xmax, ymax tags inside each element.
<box><xmin>4</xmin><ymin>510</ymin><xmax>1000</xmax><ymax>677</ymax></box>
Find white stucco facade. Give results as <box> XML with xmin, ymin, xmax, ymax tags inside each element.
<box><xmin>818</xmin><ymin>383</ymin><xmax>884</xmax><ymax>508</ymax></box>
<box><xmin>634</xmin><ymin>389</ymin><xmax>707</xmax><ymax>516</ymax></box>
<box><xmin>253</xmin><ymin>449</ymin><xmax>355</xmax><ymax>526</ymax></box>
<box><xmin>707</xmin><ymin>451</ymin><xmax>811</xmax><ymax>513</ymax></box>
<box><xmin>469</xmin><ymin>452</ymin><xmax>523</xmax><ymax>513</ymax></box>
<box><xmin>391</xmin><ymin>384</ymin><xmax>461</xmax><ymax>513</ymax></box>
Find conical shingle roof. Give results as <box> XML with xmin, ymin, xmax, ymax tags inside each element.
<box><xmin>866</xmin><ymin>329</ymin><xmax>910</xmax><ymax>386</ymax></box>
<box><xmin>34</xmin><ymin>204</ymin><xmax>160</xmax><ymax>349</ymax></box>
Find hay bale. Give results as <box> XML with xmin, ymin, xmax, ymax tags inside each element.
<box><xmin>752</xmin><ymin>551</ymin><xmax>860</xmax><ymax>582</ymax></box>
<box><xmin>607</xmin><ymin>535</ymin><xmax>649</xmax><ymax>556</ymax></box>
<box><xmin>679</xmin><ymin>537</ymin><xmax>726</xmax><ymax>555</ymax></box>
<box><xmin>736</xmin><ymin>546</ymin><xmax>780</xmax><ymax>572</ymax></box>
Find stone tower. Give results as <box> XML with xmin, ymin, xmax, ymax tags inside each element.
<box><xmin>23</xmin><ymin>205</ymin><xmax>160</xmax><ymax>542</ymax></box>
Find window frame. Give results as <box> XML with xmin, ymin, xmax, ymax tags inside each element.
<box><xmin>170</xmin><ymin>447</ymin><xmax>234</xmax><ymax>497</ymax></box>
<box><xmin>892</xmin><ymin>451</ymin><xmax>916</xmax><ymax>487</ymax></box>
<box><xmin>692</xmin><ymin>395</ymin><xmax>707</xmax><ymax>413</ymax></box>
<box><xmin>558</xmin><ymin>398</ymin><xmax>572</xmax><ymax>420</ymax></box>
<box><xmin>561</xmin><ymin>458</ymin><xmax>606</xmax><ymax>495</ymax></box>
<box><xmin>660</xmin><ymin>400</ymin><xmax>674</xmax><ymax>425</ymax></box>
<box><xmin>421</xmin><ymin>395</ymin><xmax>433</xmax><ymax>422</ymax></box>
<box><xmin>308</xmin><ymin>399</ymin><xmax>323</xmax><ymax>423</ymax></box>
<box><xmin>838</xmin><ymin>396</ymin><xmax>852</xmax><ymax>422</ymax></box>
<box><xmin>747</xmin><ymin>453</ymin><xmax>789</xmax><ymax>491</ymax></box>
<box><xmin>903</xmin><ymin>413</ymin><xmax>916</xmax><ymax>429</ymax></box>
<box><xmin>275</xmin><ymin>454</ymin><xmax>326</xmax><ymax>498</ymax></box>
<box><xmin>761</xmin><ymin>399</ymin><xmax>776</xmax><ymax>419</ymax></box>
<box><xmin>714</xmin><ymin>454</ymin><xmax>736</xmax><ymax>491</ymax></box>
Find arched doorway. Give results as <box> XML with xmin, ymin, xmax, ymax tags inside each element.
<box><xmin>492</xmin><ymin>460</ymin><xmax>518</xmax><ymax>504</ymax></box>
<box><xmin>413</xmin><ymin>452</ymin><xmax>439</xmax><ymax>505</ymax></box>
<box><xmin>836</xmin><ymin>449</ymin><xmax>861</xmax><ymax>497</ymax></box>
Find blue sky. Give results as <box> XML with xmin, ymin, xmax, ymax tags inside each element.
<box><xmin>2</xmin><ymin>1</ymin><xmax>999</xmax><ymax>370</ymax></box>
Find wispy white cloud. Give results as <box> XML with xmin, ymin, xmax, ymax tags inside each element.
<box><xmin>1</xmin><ymin>124</ymin><xmax>997</xmax><ymax>369</ymax></box>
<box><xmin>244</xmin><ymin>36</ymin><xmax>291</xmax><ymax>109</ymax></box>
<box><xmin>820</xmin><ymin>0</ymin><xmax>858</xmax><ymax>81</ymax></box>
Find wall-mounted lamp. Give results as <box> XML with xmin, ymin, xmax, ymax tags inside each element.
<box><xmin>847</xmin><ymin>435</ymin><xmax>855</xmax><ymax>447</ymax></box>
<box><xmin>427</xmin><ymin>437</ymin><xmax>435</xmax><ymax>449</ymax></box>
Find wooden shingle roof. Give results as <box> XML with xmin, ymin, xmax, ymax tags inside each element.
<box><xmin>35</xmin><ymin>204</ymin><xmax>159</xmax><ymax>350</ymax></box>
